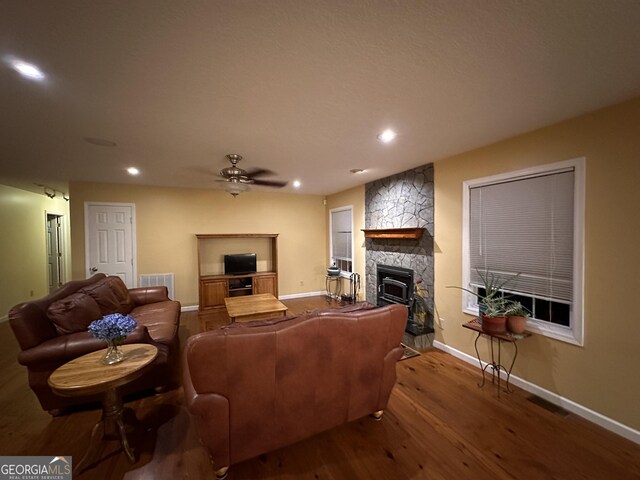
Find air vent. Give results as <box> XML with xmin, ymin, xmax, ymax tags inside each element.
<box><xmin>527</xmin><ymin>395</ymin><xmax>569</xmax><ymax>417</ymax></box>
<box><xmin>139</xmin><ymin>273</ymin><xmax>175</xmax><ymax>299</ymax></box>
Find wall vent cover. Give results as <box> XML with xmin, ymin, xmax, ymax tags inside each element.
<box><xmin>139</xmin><ymin>273</ymin><xmax>175</xmax><ymax>299</ymax></box>
<box><xmin>527</xmin><ymin>395</ymin><xmax>570</xmax><ymax>417</ymax></box>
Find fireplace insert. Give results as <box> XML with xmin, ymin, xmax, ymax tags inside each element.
<box><xmin>376</xmin><ymin>264</ymin><xmax>414</xmax><ymax>310</ymax></box>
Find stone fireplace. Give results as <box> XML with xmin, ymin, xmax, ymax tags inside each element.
<box><xmin>365</xmin><ymin>164</ymin><xmax>434</xmax><ymax>344</ymax></box>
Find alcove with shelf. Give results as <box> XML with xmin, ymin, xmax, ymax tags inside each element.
<box><xmin>196</xmin><ymin>234</ymin><xmax>278</xmax><ymax>317</ymax></box>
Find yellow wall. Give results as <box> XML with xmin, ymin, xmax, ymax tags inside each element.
<box><xmin>325</xmin><ymin>185</ymin><xmax>367</xmax><ymax>301</ymax></box>
<box><xmin>0</xmin><ymin>184</ymin><xmax>71</xmax><ymax>318</ymax></box>
<box><xmin>69</xmin><ymin>183</ymin><xmax>327</xmax><ymax>306</ymax></box>
<box><xmin>434</xmin><ymin>97</ymin><xmax>640</xmax><ymax>430</ymax></box>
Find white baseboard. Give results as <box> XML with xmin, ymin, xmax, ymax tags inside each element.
<box><xmin>433</xmin><ymin>340</ymin><xmax>640</xmax><ymax>445</ymax></box>
<box><xmin>279</xmin><ymin>291</ymin><xmax>325</xmax><ymax>300</ymax></box>
<box><xmin>180</xmin><ymin>305</ymin><xmax>199</xmax><ymax>313</ymax></box>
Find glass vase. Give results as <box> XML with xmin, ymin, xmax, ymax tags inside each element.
<box><xmin>102</xmin><ymin>339</ymin><xmax>125</xmax><ymax>365</ymax></box>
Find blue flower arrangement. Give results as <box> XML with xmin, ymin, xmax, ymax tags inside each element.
<box><xmin>88</xmin><ymin>313</ymin><xmax>137</xmax><ymax>343</ymax></box>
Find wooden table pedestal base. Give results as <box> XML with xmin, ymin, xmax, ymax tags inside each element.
<box><xmin>74</xmin><ymin>388</ymin><xmax>141</xmax><ymax>475</ymax></box>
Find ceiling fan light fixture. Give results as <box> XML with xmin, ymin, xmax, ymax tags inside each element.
<box><xmin>224</xmin><ymin>180</ymin><xmax>249</xmax><ymax>197</ymax></box>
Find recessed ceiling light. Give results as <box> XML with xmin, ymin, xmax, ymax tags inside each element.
<box><xmin>377</xmin><ymin>129</ymin><xmax>397</xmax><ymax>143</ymax></box>
<box><xmin>292</xmin><ymin>180</ymin><xmax>302</xmax><ymax>189</ymax></box>
<box><xmin>9</xmin><ymin>59</ymin><xmax>45</xmax><ymax>80</ymax></box>
<box><xmin>84</xmin><ymin>137</ymin><xmax>117</xmax><ymax>147</ymax></box>
<box><xmin>127</xmin><ymin>167</ymin><xmax>140</xmax><ymax>176</ymax></box>
<box><xmin>350</xmin><ymin>168</ymin><xmax>365</xmax><ymax>174</ymax></box>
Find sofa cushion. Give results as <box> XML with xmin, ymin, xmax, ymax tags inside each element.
<box><xmin>46</xmin><ymin>293</ymin><xmax>102</xmax><ymax>335</ymax></box>
<box><xmin>80</xmin><ymin>278</ymin><xmax>123</xmax><ymax>315</ymax></box>
<box><xmin>104</xmin><ymin>276</ymin><xmax>135</xmax><ymax>314</ymax></box>
<box><xmin>130</xmin><ymin>300</ymin><xmax>180</xmax><ymax>343</ymax></box>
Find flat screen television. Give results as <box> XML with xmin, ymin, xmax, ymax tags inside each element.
<box><xmin>224</xmin><ymin>253</ymin><xmax>257</xmax><ymax>275</ymax></box>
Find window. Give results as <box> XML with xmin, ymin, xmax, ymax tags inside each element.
<box><xmin>462</xmin><ymin>158</ymin><xmax>585</xmax><ymax>345</ymax></box>
<box><xmin>330</xmin><ymin>206</ymin><xmax>353</xmax><ymax>276</ymax></box>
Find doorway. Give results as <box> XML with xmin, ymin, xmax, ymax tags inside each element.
<box><xmin>46</xmin><ymin>213</ymin><xmax>66</xmax><ymax>292</ymax></box>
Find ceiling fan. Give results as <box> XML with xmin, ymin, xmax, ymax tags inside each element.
<box><xmin>217</xmin><ymin>154</ymin><xmax>288</xmax><ymax>196</ymax></box>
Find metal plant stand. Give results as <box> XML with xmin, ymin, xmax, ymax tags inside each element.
<box><xmin>325</xmin><ymin>275</ymin><xmax>342</xmax><ymax>300</ymax></box>
<box><xmin>462</xmin><ymin>320</ymin><xmax>530</xmax><ymax>397</ymax></box>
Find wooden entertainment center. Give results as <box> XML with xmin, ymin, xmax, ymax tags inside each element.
<box><xmin>196</xmin><ymin>234</ymin><xmax>278</xmax><ymax>317</ymax></box>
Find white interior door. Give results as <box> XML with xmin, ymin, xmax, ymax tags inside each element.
<box><xmin>85</xmin><ymin>203</ymin><xmax>136</xmax><ymax>287</ymax></box>
<box><xmin>47</xmin><ymin>214</ymin><xmax>64</xmax><ymax>292</ymax></box>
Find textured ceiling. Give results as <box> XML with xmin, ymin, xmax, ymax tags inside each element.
<box><xmin>1</xmin><ymin>0</ymin><xmax>640</xmax><ymax>196</ymax></box>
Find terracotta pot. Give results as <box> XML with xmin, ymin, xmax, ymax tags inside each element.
<box><xmin>507</xmin><ymin>315</ymin><xmax>527</xmax><ymax>334</ymax></box>
<box><xmin>481</xmin><ymin>315</ymin><xmax>507</xmax><ymax>334</ymax></box>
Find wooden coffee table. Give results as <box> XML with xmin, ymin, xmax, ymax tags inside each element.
<box><xmin>224</xmin><ymin>293</ymin><xmax>288</xmax><ymax>322</ymax></box>
<box><xmin>48</xmin><ymin>343</ymin><xmax>157</xmax><ymax>474</ymax></box>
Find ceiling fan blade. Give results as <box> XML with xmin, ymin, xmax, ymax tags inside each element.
<box><xmin>252</xmin><ymin>179</ymin><xmax>288</xmax><ymax>188</ymax></box>
<box><xmin>245</xmin><ymin>168</ymin><xmax>274</xmax><ymax>178</ymax></box>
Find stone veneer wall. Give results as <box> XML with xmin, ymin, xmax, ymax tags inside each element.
<box><xmin>365</xmin><ymin>164</ymin><xmax>434</xmax><ymax>319</ymax></box>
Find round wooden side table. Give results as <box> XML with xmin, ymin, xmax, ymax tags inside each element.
<box><xmin>48</xmin><ymin>343</ymin><xmax>158</xmax><ymax>474</ymax></box>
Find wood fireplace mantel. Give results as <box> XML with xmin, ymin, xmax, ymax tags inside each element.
<box><xmin>361</xmin><ymin>228</ymin><xmax>425</xmax><ymax>239</ymax></box>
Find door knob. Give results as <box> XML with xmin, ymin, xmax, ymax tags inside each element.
<box><xmin>90</xmin><ymin>267</ymin><xmax>98</xmax><ymax>273</ymax></box>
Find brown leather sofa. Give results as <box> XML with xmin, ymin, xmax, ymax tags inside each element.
<box><xmin>183</xmin><ymin>303</ymin><xmax>407</xmax><ymax>479</ymax></box>
<box><xmin>9</xmin><ymin>273</ymin><xmax>181</xmax><ymax>414</ymax></box>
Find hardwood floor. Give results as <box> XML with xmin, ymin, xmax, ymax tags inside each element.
<box><xmin>1</xmin><ymin>296</ymin><xmax>639</xmax><ymax>479</ymax></box>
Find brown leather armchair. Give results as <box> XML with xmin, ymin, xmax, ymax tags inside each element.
<box><xmin>183</xmin><ymin>303</ymin><xmax>407</xmax><ymax>479</ymax></box>
<box><xmin>9</xmin><ymin>273</ymin><xmax>181</xmax><ymax>415</ymax></box>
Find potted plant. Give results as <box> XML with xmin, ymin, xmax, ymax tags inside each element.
<box><xmin>505</xmin><ymin>300</ymin><xmax>529</xmax><ymax>334</ymax></box>
<box><xmin>477</xmin><ymin>294</ymin><xmax>511</xmax><ymax>334</ymax></box>
<box><xmin>447</xmin><ymin>270</ymin><xmax>519</xmax><ymax>334</ymax></box>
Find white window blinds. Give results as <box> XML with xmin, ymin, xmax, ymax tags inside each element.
<box><xmin>469</xmin><ymin>169</ymin><xmax>574</xmax><ymax>302</ymax></box>
<box><xmin>331</xmin><ymin>208</ymin><xmax>352</xmax><ymax>261</ymax></box>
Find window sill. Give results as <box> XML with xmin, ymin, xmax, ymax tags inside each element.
<box><xmin>462</xmin><ymin>306</ymin><xmax>583</xmax><ymax>346</ymax></box>
<box><xmin>525</xmin><ymin>320</ymin><xmax>583</xmax><ymax>346</ymax></box>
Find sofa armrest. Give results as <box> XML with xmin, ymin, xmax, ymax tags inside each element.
<box><xmin>377</xmin><ymin>345</ymin><xmax>404</xmax><ymax>410</ymax></box>
<box><xmin>17</xmin><ymin>324</ymin><xmax>154</xmax><ymax>367</ymax></box>
<box><xmin>129</xmin><ymin>286</ymin><xmax>170</xmax><ymax>306</ymax></box>
<box><xmin>123</xmin><ymin>323</ymin><xmax>156</xmax><ymax>346</ymax></box>
<box><xmin>183</xmin><ymin>354</ymin><xmax>231</xmax><ymax>468</ymax></box>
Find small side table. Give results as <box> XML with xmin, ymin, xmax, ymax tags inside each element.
<box><xmin>462</xmin><ymin>320</ymin><xmax>530</xmax><ymax>396</ymax></box>
<box><xmin>48</xmin><ymin>343</ymin><xmax>158</xmax><ymax>474</ymax></box>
